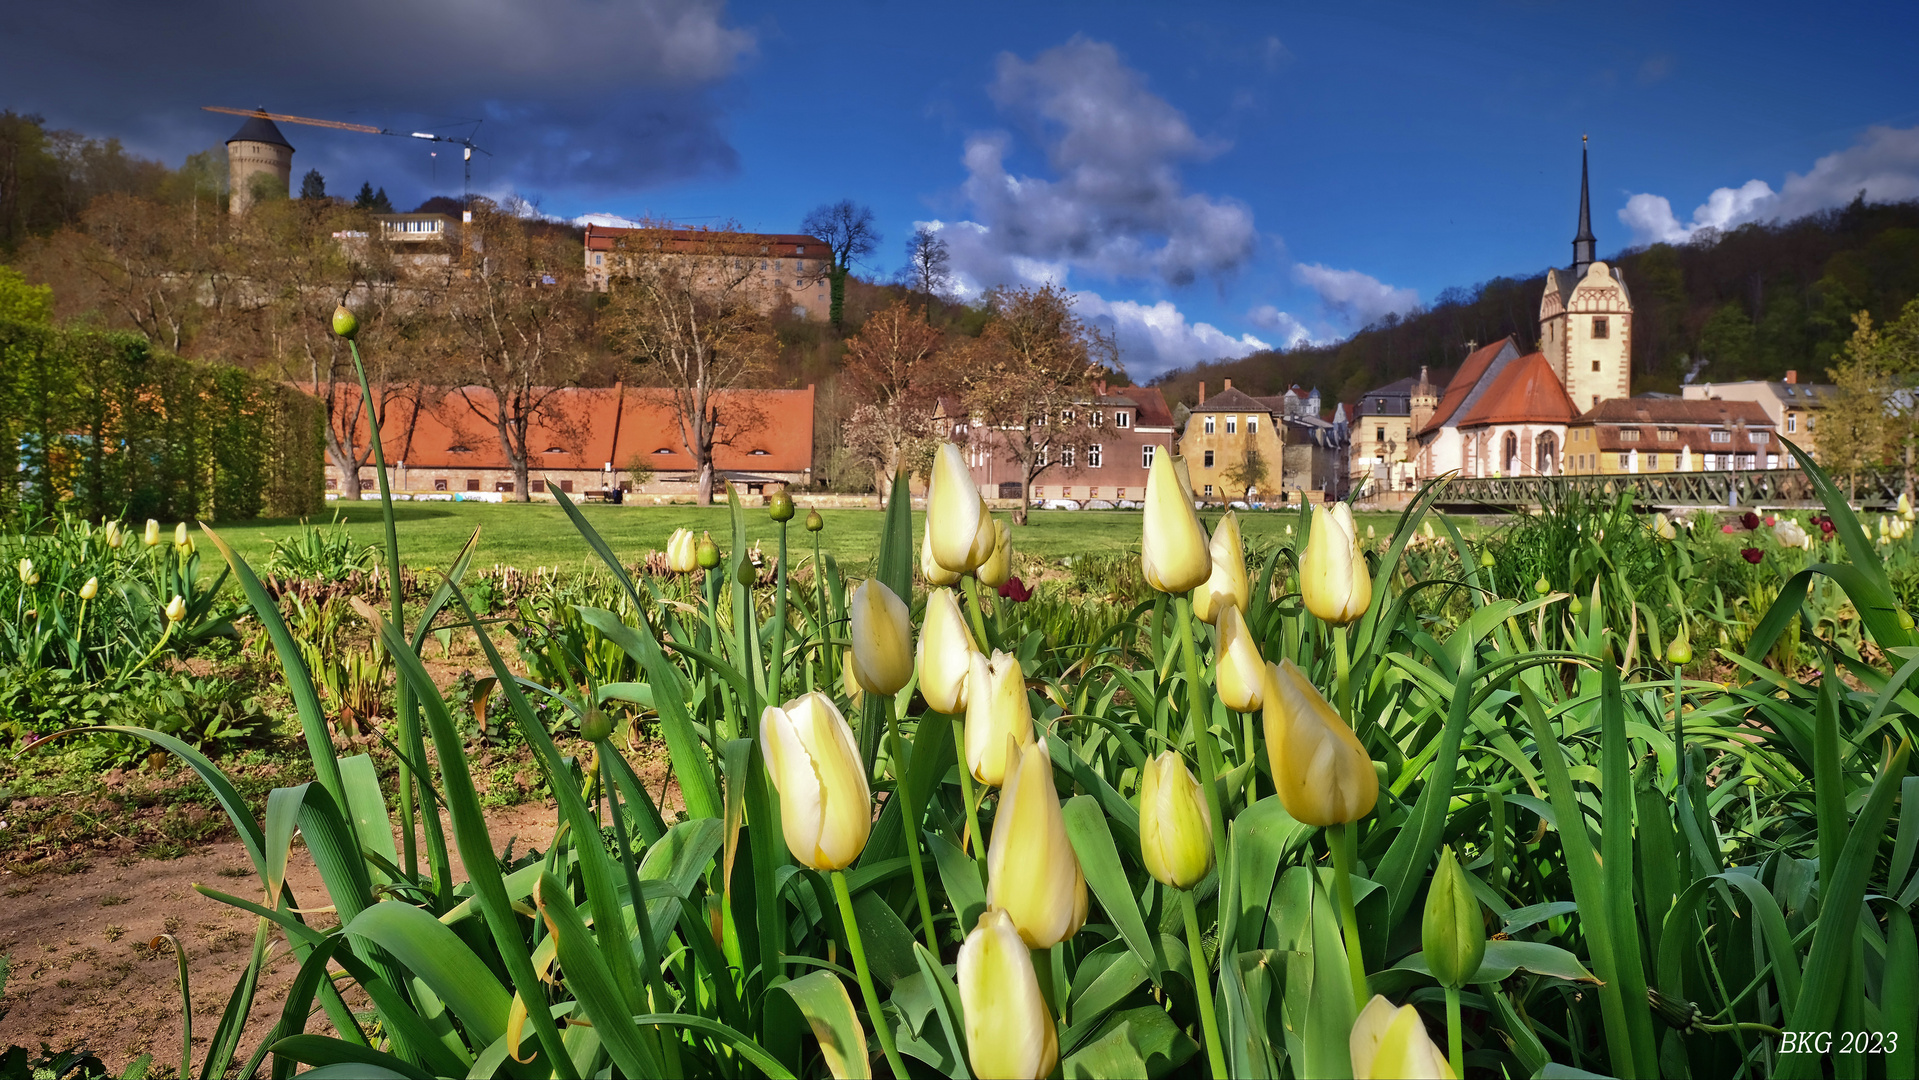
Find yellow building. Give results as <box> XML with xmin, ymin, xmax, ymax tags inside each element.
<box><xmin>1565</xmin><ymin>398</ymin><xmax>1777</xmax><ymax>474</ymax></box>
<box><xmin>1179</xmin><ymin>382</ymin><xmax>1288</xmax><ymax>503</ymax></box>
<box><xmin>1352</xmin><ymin>369</ymin><xmax>1437</xmax><ymax>495</ymax></box>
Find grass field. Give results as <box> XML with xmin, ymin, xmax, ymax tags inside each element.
<box><xmin>206</xmin><ymin>499</ymin><xmax>1481</xmax><ymax>574</ymax></box>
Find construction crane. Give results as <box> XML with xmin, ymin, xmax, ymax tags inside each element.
<box><xmin>203</xmin><ymin>105</ymin><xmax>491</xmax><ymax>198</ymax></box>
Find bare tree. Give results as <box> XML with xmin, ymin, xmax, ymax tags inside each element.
<box><xmin>437</xmin><ymin>201</ymin><xmax>594</xmax><ymax>502</ymax></box>
<box><xmin>604</xmin><ymin>221</ymin><xmax>777</xmax><ymax>505</ymax></box>
<box><xmin>800</xmin><ymin>200</ymin><xmax>879</xmax><ymax>331</ymax></box>
<box><xmin>953</xmin><ymin>284</ymin><xmax>1120</xmax><ymax>524</ymax></box>
<box><xmin>902</xmin><ymin>226</ymin><xmax>951</xmax><ymax>307</ymax></box>
<box><xmin>840</xmin><ymin>299</ymin><xmax>947</xmax><ymax>501</ymax></box>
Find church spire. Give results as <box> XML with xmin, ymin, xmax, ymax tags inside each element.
<box><xmin>1572</xmin><ymin>135</ymin><xmax>1596</xmax><ymax>281</ymax></box>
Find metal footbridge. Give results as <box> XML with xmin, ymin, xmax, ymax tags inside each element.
<box><xmin>1431</xmin><ymin>469</ymin><xmax>1898</xmax><ymax>510</ymax></box>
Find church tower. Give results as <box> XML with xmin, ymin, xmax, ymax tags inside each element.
<box><xmin>1540</xmin><ymin>138</ymin><xmax>1632</xmax><ymax>411</ymax></box>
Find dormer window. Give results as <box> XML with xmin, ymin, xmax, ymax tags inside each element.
<box><xmin>749</xmin><ymin>449</ymin><xmax>769</xmax><ymax>456</ymax></box>
<box><xmin>653</xmin><ymin>447</ymin><xmax>674</xmax><ymax>454</ymax></box>
<box><xmin>545</xmin><ymin>446</ymin><xmax>568</xmax><ymax>454</ymax></box>
<box><xmin>448</xmin><ymin>444</ymin><xmax>472</xmax><ymax>453</ymax></box>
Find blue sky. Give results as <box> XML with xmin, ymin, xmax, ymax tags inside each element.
<box><xmin>6</xmin><ymin>0</ymin><xmax>1918</xmax><ymax>378</ymax></box>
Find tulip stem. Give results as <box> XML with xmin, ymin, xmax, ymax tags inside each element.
<box><xmin>1174</xmin><ymin>595</ymin><xmax>1230</xmax><ymax>867</ymax></box>
<box><xmin>831</xmin><ymin>869</ymin><xmax>911</xmax><ymax>1080</ymax></box>
<box><xmin>815</xmin><ymin>527</ymin><xmax>832</xmax><ymax>690</ymax></box>
<box><xmin>1333</xmin><ymin>624</ymin><xmax>1353</xmax><ymax>728</ymax></box>
<box><xmin>1179</xmin><ymin>888</ymin><xmax>1229</xmax><ymax>1079</ymax></box>
<box><xmin>1445</xmin><ymin>984</ymin><xmax>1464</xmax><ymax>1077</ymax></box>
<box><xmin>961</xmin><ymin>574</ymin><xmax>993</xmax><ymax>653</ymax></box>
<box><xmin>951</xmin><ymin>716</ymin><xmax>989</xmax><ymax>873</ymax></box>
<box><xmin>771</xmin><ymin>517</ymin><xmax>789</xmax><ymax>702</ymax></box>
<box><xmin>885</xmin><ymin>697</ymin><xmax>939</xmax><ymax>954</ymax></box>
<box><xmin>1331</xmin><ymin>820</ymin><xmax>1370</xmax><ymax>1012</ymax></box>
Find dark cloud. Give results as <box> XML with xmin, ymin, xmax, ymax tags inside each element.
<box><xmin>1</xmin><ymin>0</ymin><xmax>753</xmax><ymax>209</ymax></box>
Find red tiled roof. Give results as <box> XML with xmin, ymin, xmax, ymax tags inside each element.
<box><xmin>1576</xmin><ymin>398</ymin><xmax>1772</xmax><ymax>425</ymax></box>
<box><xmin>584</xmin><ymin>225</ymin><xmax>830</xmax><ymax>261</ymax></box>
<box><xmin>315</xmin><ymin>384</ymin><xmax>815</xmax><ymax>474</ymax></box>
<box><xmin>1128</xmin><ymin>385</ymin><xmax>1176</xmax><ymax>428</ymax></box>
<box><xmin>1456</xmin><ymin>352</ymin><xmax>1580</xmax><ymax>427</ymax></box>
<box><xmin>1420</xmin><ymin>337</ymin><xmax>1514</xmax><ymax>435</ymax></box>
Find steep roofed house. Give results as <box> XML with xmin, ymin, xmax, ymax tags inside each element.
<box><xmin>1180</xmin><ymin>381</ymin><xmax>1288</xmax><ymax>503</ymax></box>
<box><xmin>1414</xmin><ymin>337</ymin><xmax>1523</xmax><ymax>478</ymax></box>
<box><xmin>1566</xmin><ymin>398</ymin><xmax>1777</xmax><ymax>475</ymax></box>
<box><xmin>1681</xmin><ymin>371</ymin><xmax>1831</xmax><ymax>450</ymax></box>
<box><xmin>1454</xmin><ymin>351</ymin><xmax>1581</xmax><ymax>477</ymax></box>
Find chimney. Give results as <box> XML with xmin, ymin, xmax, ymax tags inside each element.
<box><xmin>1223</xmin><ymin>378</ymin><xmax>1233</xmax><ymax>392</ymax></box>
<box><xmin>1198</xmin><ymin>382</ymin><xmax>1206</xmax><ymax>405</ymax></box>
<box><xmin>1785</xmin><ymin>370</ymin><xmax>1798</xmax><ymax>384</ymax></box>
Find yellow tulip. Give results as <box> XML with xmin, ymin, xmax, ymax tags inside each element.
<box><xmin>1215</xmin><ymin>603</ymin><xmax>1265</xmax><ymax>713</ymax></box>
<box><xmin>929</xmin><ymin>443</ymin><xmax>993</xmax><ymax>573</ymax></box>
<box><xmin>760</xmin><ymin>692</ymin><xmax>871</xmax><ymax>870</ymax></box>
<box><xmin>1192</xmin><ymin>510</ymin><xmax>1249</xmax><ymax>624</ymax></box>
<box><xmin>1350</xmin><ymin>995</ymin><xmax>1455</xmax><ymax>1079</ymax></box>
<box><xmin>1141</xmin><ymin>451</ymin><xmax>1209</xmax><ymax>594</ymax></box>
<box><xmin>920</xmin><ymin>525</ymin><xmax>962</xmax><ymax>586</ymax></box>
<box><xmin>1301</xmin><ymin>502</ymin><xmax>1372</xmax><ymax>626</ymax></box>
<box><xmin>1262</xmin><ymin>660</ymin><xmax>1378</xmax><ymax>826</ymax></box>
<box><xmin>80</xmin><ymin>577</ymin><xmax>98</xmax><ymax>601</ymax></box>
<box><xmin>841</xmin><ymin>647</ymin><xmax>864</xmax><ymax>709</ymax></box>
<box><xmin>143</xmin><ymin>519</ymin><xmax>160</xmax><ymax>547</ymax></box>
<box><xmin>965</xmin><ymin>651</ymin><xmax>1035</xmax><ymax>785</ymax></box>
<box><xmin>848</xmin><ymin>578</ymin><xmax>913</xmax><ymax>696</ymax></box>
<box><xmin>977</xmin><ymin>519</ymin><xmax>1013</xmax><ymax>588</ymax></box>
<box><xmin>104</xmin><ymin>521</ymin><xmax>123</xmax><ymax>549</ymax></box>
<box><xmin>165</xmin><ymin>595</ymin><xmax>187</xmax><ymax>623</ymax></box>
<box><xmin>957</xmin><ymin>908</ymin><xmax>1058</xmax><ymax>1080</ymax></box>
<box><xmin>917</xmin><ymin>588</ymin><xmax>977</xmax><ymax>715</ymax></box>
<box><xmin>174</xmin><ymin>522</ymin><xmax>188</xmax><ymax>548</ymax></box>
<box><xmin>1902</xmin><ymin>493</ymin><xmax>1913</xmax><ymax>520</ymax></box>
<box><xmin>1138</xmin><ymin>751</ymin><xmax>1213</xmax><ymax>889</ymax></box>
<box><xmin>987</xmin><ymin>738</ymin><xmax>1088</xmax><ymax>948</ymax></box>
<box><xmin>17</xmin><ymin>558</ymin><xmax>32</xmax><ymax>584</ymax></box>
<box><xmin>665</xmin><ymin>527</ymin><xmax>698</xmax><ymax>573</ymax></box>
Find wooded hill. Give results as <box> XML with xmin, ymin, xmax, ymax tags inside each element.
<box><xmin>1155</xmin><ymin>196</ymin><xmax>1919</xmax><ymax>409</ymax></box>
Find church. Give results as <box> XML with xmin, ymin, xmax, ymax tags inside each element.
<box><xmin>1408</xmin><ymin>141</ymin><xmax>1635</xmax><ymax>480</ymax></box>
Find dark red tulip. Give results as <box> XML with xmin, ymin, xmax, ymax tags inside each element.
<box><xmin>1741</xmin><ymin>511</ymin><xmax>1761</xmax><ymax>531</ymax></box>
<box><xmin>1741</xmin><ymin>547</ymin><xmax>1764</xmax><ymax>564</ymax></box>
<box><xmin>998</xmin><ymin>575</ymin><xmax>1032</xmax><ymax>602</ymax></box>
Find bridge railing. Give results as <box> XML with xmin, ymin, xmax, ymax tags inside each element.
<box><xmin>1429</xmin><ymin>469</ymin><xmax>1903</xmax><ymax>509</ymax></box>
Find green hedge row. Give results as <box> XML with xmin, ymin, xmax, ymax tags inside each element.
<box><xmin>0</xmin><ymin>318</ymin><xmax>324</xmax><ymax>521</ymax></box>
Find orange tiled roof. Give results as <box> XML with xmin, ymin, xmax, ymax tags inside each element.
<box><xmin>1419</xmin><ymin>337</ymin><xmax>1515</xmax><ymax>435</ymax></box>
<box><xmin>1455</xmin><ymin>352</ymin><xmax>1580</xmax><ymax>427</ymax></box>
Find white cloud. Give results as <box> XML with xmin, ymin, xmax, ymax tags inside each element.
<box><xmin>1292</xmin><ymin>264</ymin><xmax>1419</xmax><ymax>328</ymax></box>
<box><xmin>1620</xmin><ymin>124</ymin><xmax>1919</xmax><ymax>246</ymax></box>
<box><xmin>1072</xmin><ymin>293</ymin><xmax>1270</xmax><ymax>373</ymax></box>
<box><xmin>1246</xmin><ymin>304</ymin><xmax>1311</xmax><ymax>348</ymax></box>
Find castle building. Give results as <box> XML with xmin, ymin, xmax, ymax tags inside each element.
<box><xmin>583</xmin><ymin>224</ymin><xmax>835</xmax><ymax>322</ymax></box>
<box><xmin>226</xmin><ymin>110</ymin><xmax>295</xmax><ymax>215</ymax></box>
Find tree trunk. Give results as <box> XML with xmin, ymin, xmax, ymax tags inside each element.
<box><xmin>513</xmin><ymin>456</ymin><xmax>531</xmax><ymax>503</ymax></box>
<box><xmin>697</xmin><ymin>460</ymin><xmax>715</xmax><ymax>505</ymax></box>
<box><xmin>324</xmin><ymin>426</ymin><xmax>362</xmax><ymax>500</ymax></box>
<box><xmin>1013</xmin><ymin>468</ymin><xmax>1032</xmax><ymax>526</ymax></box>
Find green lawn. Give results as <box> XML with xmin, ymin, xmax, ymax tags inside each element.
<box><xmin>206</xmin><ymin>500</ymin><xmax>1477</xmax><ymax>574</ymax></box>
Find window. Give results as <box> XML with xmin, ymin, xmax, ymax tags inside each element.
<box><xmin>1061</xmin><ymin>409</ymin><xmax>1075</xmax><ymax>424</ymax></box>
<box><xmin>496</xmin><ymin>481</ymin><xmax>515</xmax><ymax>493</ymax></box>
<box><xmin>1808</xmin><ymin>415</ymin><xmax>1816</xmax><ymax>430</ymax></box>
<box><xmin>1787</xmin><ymin>415</ymin><xmax>1798</xmax><ymax>433</ymax></box>
<box><xmin>326</xmin><ymin>478</ymin><xmax>338</xmax><ymax>490</ymax></box>
<box><xmin>1592</xmin><ymin>317</ymin><xmax>1609</xmax><ymax>339</ymax></box>
<box><xmin>1088</xmin><ymin>487</ymin><xmax>1099</xmax><ymax>498</ymax></box>
<box><xmin>1246</xmin><ymin>416</ymin><xmax>1258</xmax><ymax>434</ymax></box>
<box><xmin>1710</xmin><ymin>429</ymin><xmax>1732</xmax><ymax>443</ymax></box>
<box><xmin>1618</xmin><ymin>453</ymin><xmax>1630</xmax><ymax>469</ymax></box>
<box><xmin>559</xmin><ymin>479</ymin><xmax>574</xmax><ymax>492</ymax></box>
<box><xmin>1203</xmin><ymin>416</ymin><xmax>1215</xmax><ymax>434</ymax></box>
<box><xmin>1204</xmin><ymin>450</ymin><xmax>1215</xmax><ymax>467</ymax></box>
<box><xmin>434</xmin><ymin>478</ymin><xmax>448</xmax><ymax>491</ymax></box>
<box><xmin>653</xmin><ymin>447</ymin><xmax>674</xmax><ymax>455</ymax></box>
<box><xmin>1592</xmin><ymin>360</ymin><xmax>1602</xmax><ymax>372</ymax></box>
<box><xmin>1752</xmin><ymin>430</ymin><xmax>1769</xmax><ymax>444</ymax></box>
<box><xmin>1038</xmin><ymin>446</ymin><xmax>1049</xmax><ymax>467</ymax></box>
<box><xmin>1142</xmin><ymin>444</ymin><xmax>1156</xmax><ymax>468</ymax></box>
<box><xmin>1376</xmin><ymin>426</ymin><xmax>1386</xmax><ymax>443</ymax></box>
<box><xmin>466</xmin><ymin>478</ymin><xmax>481</xmax><ymax>491</ymax></box>
<box><xmin>1204</xmin><ymin>484</ymin><xmax>1214</xmax><ymax>498</ymax></box>
<box><xmin>360</xmin><ymin>477</ymin><xmax>375</xmax><ymax>491</ymax></box>
<box><xmin>750</xmin><ymin>449</ymin><xmax>769</xmax><ymax>456</ymax></box>
<box><xmin>1116</xmin><ymin>412</ymin><xmax>1131</xmax><ymax>428</ymax></box>
<box><xmin>594</xmin><ymin>253</ymin><xmax>603</xmax><ymax>266</ymax></box>
<box><xmin>1768</xmin><ymin>453</ymin><xmax>1779</xmax><ymax>468</ymax></box>
<box><xmin>1645</xmin><ymin>453</ymin><xmax>1657</xmax><ymax>470</ymax></box>
<box><xmin>1225</xmin><ymin>416</ymin><xmax>1237</xmax><ymax>434</ymax></box>
<box><xmin>1062</xmin><ymin>447</ymin><xmax>1075</xmax><ymax>468</ymax></box>
<box><xmin>1658</xmin><ymin>427</ymin><xmax>1677</xmax><ymax>441</ymax></box>
<box><xmin>1091</xmin><ymin>411</ymin><xmax>1104</xmax><ymax>427</ymax></box>
<box><xmin>955</xmin><ymin>422</ymin><xmax>968</xmax><ymax>437</ymax></box>
<box><xmin>1618</xmin><ymin>428</ymin><xmax>1640</xmax><ymax>442</ymax></box>
<box><xmin>1088</xmin><ymin>444</ymin><xmax>1103</xmax><ymax>468</ymax></box>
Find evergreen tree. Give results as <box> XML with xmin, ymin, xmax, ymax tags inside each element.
<box><xmin>353</xmin><ymin>182</ymin><xmax>377</xmax><ymax>209</ymax></box>
<box><xmin>371</xmin><ymin>187</ymin><xmax>393</xmax><ymax>214</ymax></box>
<box><xmin>299</xmin><ymin>169</ymin><xmax>327</xmax><ymax>200</ymax></box>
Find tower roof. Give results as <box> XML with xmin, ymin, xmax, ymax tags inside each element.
<box><xmin>1572</xmin><ymin>137</ymin><xmax>1595</xmax><ymax>279</ymax></box>
<box><xmin>226</xmin><ymin>111</ymin><xmax>294</xmax><ymax>151</ymax></box>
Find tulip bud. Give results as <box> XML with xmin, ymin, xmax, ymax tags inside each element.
<box><xmin>761</xmin><ymin>693</ymin><xmax>871</xmax><ymax>870</ymax></box>
<box><xmin>1215</xmin><ymin>603</ymin><xmax>1264</xmax><ymax>713</ymax></box>
<box><xmin>80</xmin><ymin>577</ymin><xmax>98</xmax><ymax>601</ymax></box>
<box><xmin>1422</xmin><ymin>521</ymin><xmax>1436</xmax><ymax>542</ymax></box>
<box><xmin>144</xmin><ymin>519</ymin><xmax>160</xmax><ymax>547</ymax></box>
<box><xmin>1480</xmin><ymin>549</ymin><xmax>1495</xmax><ymax>567</ymax></box>
<box><xmin>957</xmin><ymin>908</ymin><xmax>1058</xmax><ymax>1080</ymax></box>
<box><xmin>174</xmin><ymin>522</ymin><xmax>188</xmax><ymax>548</ymax></box>
<box><xmin>965</xmin><ymin>651</ymin><xmax>1035</xmax><ymax>785</ymax></box>
<box><xmin>165</xmin><ymin>595</ymin><xmax>187</xmax><ymax>623</ymax></box>
<box><xmin>331</xmin><ymin>304</ymin><xmax>359</xmax><ymax>340</ymax></box>
<box><xmin>104</xmin><ymin>522</ymin><xmax>123</xmax><ymax>549</ymax></box>
<box><xmin>1351</xmin><ymin>995</ymin><xmax>1456</xmax><ymax>1079</ymax></box>
<box><xmin>734</xmin><ymin>559</ymin><xmax>756</xmax><ymax>588</ymax></box>
<box><xmin>580</xmin><ymin>708</ymin><xmax>614</xmax><ymax>742</ymax></box>
<box><xmin>848</xmin><ymin>578</ymin><xmax>912</xmax><ymax>696</ymax></box>
<box><xmin>1569</xmin><ymin>596</ymin><xmax>1583</xmax><ymax>615</ymax></box>
<box><xmin>696</xmin><ymin>532</ymin><xmax>721</xmax><ymax>569</ymax></box>
<box><xmin>1423</xmin><ymin>846</ymin><xmax>1486</xmax><ymax>989</ymax></box>
<box><xmin>1191</xmin><ymin>510</ymin><xmax>1249</xmax><ymax>624</ymax></box>
<box><xmin>1665</xmin><ymin>634</ymin><xmax>1693</xmax><ymax>665</ymax></box>
<box><xmin>917</xmin><ymin>588</ymin><xmax>977</xmax><ymax>715</ymax></box>
<box><xmin>928</xmin><ymin>444</ymin><xmax>993</xmax><ymax>573</ymax></box>
<box><xmin>921</xmin><ymin>524</ymin><xmax>962</xmax><ymax>586</ymax></box>
<box><xmin>1301</xmin><ymin>503</ymin><xmax>1372</xmax><ymax>625</ymax></box>
<box><xmin>987</xmin><ymin>738</ymin><xmax>1088</xmax><ymax>947</ymax></box>
<box><xmin>841</xmin><ymin>648</ymin><xmax>864</xmax><ymax>709</ymax></box>
<box><xmin>17</xmin><ymin>558</ymin><xmax>32</xmax><ymax>584</ymax></box>
<box><xmin>1534</xmin><ymin>576</ymin><xmax>1550</xmax><ymax>595</ymax></box>
<box><xmin>805</xmin><ymin>508</ymin><xmax>824</xmax><ymax>532</ymax></box>
<box><xmin>1141</xmin><ymin>451</ymin><xmax>1209</xmax><ymax>593</ymax></box>
<box><xmin>1139</xmin><ymin>751</ymin><xmax>1213</xmax><ymax>889</ymax></box>
<box><xmin>1262</xmin><ymin>659</ymin><xmax>1378</xmax><ymax>826</ymax></box>
<box><xmin>1901</xmin><ymin>493</ymin><xmax>1913</xmax><ymax>519</ymax></box>
<box><xmin>768</xmin><ymin>488</ymin><xmax>795</xmax><ymax>522</ymax></box>
<box><xmin>665</xmin><ymin>527</ymin><xmax>698</xmax><ymax>573</ymax></box>
<box><xmin>977</xmin><ymin>519</ymin><xmax>1013</xmax><ymax>588</ymax></box>
<box><xmin>1903</xmin><ymin>610</ymin><xmax>1916</xmax><ymax>631</ymax></box>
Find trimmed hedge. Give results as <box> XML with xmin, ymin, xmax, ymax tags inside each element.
<box><xmin>0</xmin><ymin>318</ymin><xmax>324</xmax><ymax>521</ymax></box>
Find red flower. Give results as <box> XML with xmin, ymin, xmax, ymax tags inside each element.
<box><xmin>1741</xmin><ymin>547</ymin><xmax>1764</xmax><ymax>564</ymax></box>
<box><xmin>998</xmin><ymin>575</ymin><xmax>1032</xmax><ymax>602</ymax></box>
<box><xmin>1741</xmin><ymin>511</ymin><xmax>1761</xmax><ymax>530</ymax></box>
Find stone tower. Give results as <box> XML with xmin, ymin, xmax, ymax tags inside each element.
<box><xmin>226</xmin><ymin>110</ymin><xmax>295</xmax><ymax>215</ymax></box>
<box><xmin>1539</xmin><ymin>139</ymin><xmax>1632</xmax><ymax>411</ymax></box>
